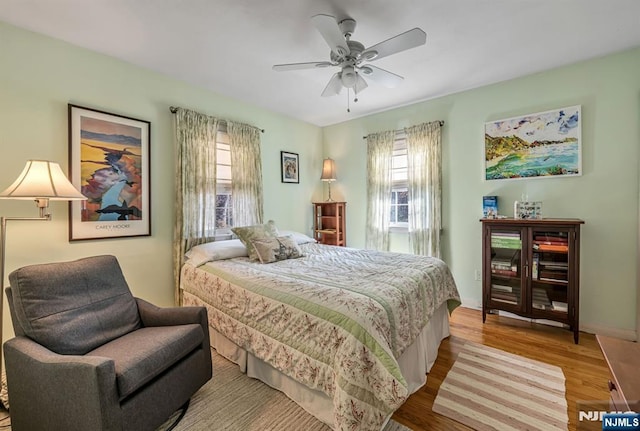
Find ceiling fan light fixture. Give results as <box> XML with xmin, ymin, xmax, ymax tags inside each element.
<box><xmin>341</xmin><ymin>66</ymin><xmax>357</xmax><ymax>87</ymax></box>
<box><xmin>361</xmin><ymin>50</ymin><xmax>378</xmax><ymax>61</ymax></box>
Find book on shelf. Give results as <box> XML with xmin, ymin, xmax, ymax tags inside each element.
<box><xmin>533</xmin><ymin>243</ymin><xmax>569</xmax><ymax>252</ymax></box>
<box><xmin>491</xmin><ymin>268</ymin><xmax>518</xmax><ymax>277</ymax></box>
<box><xmin>493</xmin><ymin>231</ymin><xmax>520</xmax><ymax>237</ymax></box>
<box><xmin>492</xmin><ymin>297</ymin><xmax>518</xmax><ymax>305</ymax></box>
<box><xmin>492</xmin><ymin>284</ymin><xmax>514</xmax><ymax>293</ymax></box>
<box><xmin>533</xmin><ymin>239</ymin><xmax>568</xmax><ymax>246</ymax></box>
<box><xmin>491</xmin><ymin>260</ymin><xmax>517</xmax><ymax>272</ymax></box>
<box><xmin>532</xmin><ymin>253</ymin><xmax>539</xmax><ymax>279</ymax></box>
<box><xmin>534</xmin><ymin>233</ymin><xmax>568</xmax><ymax>241</ymax></box>
<box><xmin>532</xmin><ymin>287</ymin><xmax>551</xmax><ymax>306</ymax></box>
<box><xmin>539</xmin><ymin>269</ymin><xmax>567</xmax><ymax>279</ymax></box>
<box><xmin>551</xmin><ymin>301</ymin><xmax>568</xmax><ymax>312</ymax></box>
<box><xmin>539</xmin><ymin>277</ymin><xmax>568</xmax><ymax>284</ymax></box>
<box><xmin>539</xmin><ymin>260</ymin><xmax>568</xmax><ymax>268</ymax></box>
<box><xmin>491</xmin><ymin>238</ymin><xmax>522</xmax><ymax>249</ymax></box>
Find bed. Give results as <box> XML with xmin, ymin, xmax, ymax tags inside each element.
<box><xmin>180</xmin><ymin>232</ymin><xmax>460</xmax><ymax>431</ymax></box>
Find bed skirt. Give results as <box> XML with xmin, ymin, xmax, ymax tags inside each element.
<box><xmin>200</xmin><ymin>297</ymin><xmax>451</xmax><ymax>429</ymax></box>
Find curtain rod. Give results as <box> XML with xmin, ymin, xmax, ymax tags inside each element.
<box><xmin>362</xmin><ymin>121</ymin><xmax>445</xmax><ymax>139</ymax></box>
<box><xmin>169</xmin><ymin>106</ymin><xmax>265</xmax><ymax>133</ymax></box>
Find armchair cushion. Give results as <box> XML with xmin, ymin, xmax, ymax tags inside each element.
<box><xmin>88</xmin><ymin>324</ymin><xmax>204</xmax><ymax>399</ymax></box>
<box><xmin>8</xmin><ymin>255</ymin><xmax>141</xmax><ymax>355</ymax></box>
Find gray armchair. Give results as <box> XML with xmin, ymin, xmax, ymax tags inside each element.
<box><xmin>3</xmin><ymin>255</ymin><xmax>212</xmax><ymax>431</ymax></box>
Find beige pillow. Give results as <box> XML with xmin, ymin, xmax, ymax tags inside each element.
<box><xmin>251</xmin><ymin>236</ymin><xmax>302</xmax><ymax>264</ymax></box>
<box><xmin>231</xmin><ymin>220</ymin><xmax>279</xmax><ymax>261</ymax></box>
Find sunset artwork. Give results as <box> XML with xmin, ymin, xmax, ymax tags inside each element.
<box><xmin>79</xmin><ymin>116</ymin><xmax>143</xmax><ymax>222</ymax></box>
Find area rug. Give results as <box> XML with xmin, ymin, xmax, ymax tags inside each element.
<box><xmin>159</xmin><ymin>350</ymin><xmax>412</xmax><ymax>431</ymax></box>
<box><xmin>432</xmin><ymin>342</ymin><xmax>568</xmax><ymax>431</ymax></box>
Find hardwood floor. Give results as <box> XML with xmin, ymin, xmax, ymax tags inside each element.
<box><xmin>392</xmin><ymin>307</ymin><xmax>611</xmax><ymax>431</ymax></box>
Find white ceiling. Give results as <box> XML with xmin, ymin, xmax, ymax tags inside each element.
<box><xmin>3</xmin><ymin>0</ymin><xmax>640</xmax><ymax>127</ymax></box>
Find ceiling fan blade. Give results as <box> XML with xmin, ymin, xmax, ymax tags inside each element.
<box><xmin>312</xmin><ymin>14</ymin><xmax>350</xmax><ymax>58</ymax></box>
<box><xmin>354</xmin><ymin>73</ymin><xmax>368</xmax><ymax>95</ymax></box>
<box><xmin>362</xmin><ymin>28</ymin><xmax>426</xmax><ymax>61</ymax></box>
<box><xmin>321</xmin><ymin>72</ymin><xmax>343</xmax><ymax>97</ymax></box>
<box><xmin>273</xmin><ymin>61</ymin><xmax>333</xmax><ymax>71</ymax></box>
<box><xmin>359</xmin><ymin>65</ymin><xmax>404</xmax><ymax>88</ymax></box>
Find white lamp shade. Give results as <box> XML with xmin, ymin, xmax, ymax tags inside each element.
<box><xmin>0</xmin><ymin>160</ymin><xmax>86</xmax><ymax>200</ymax></box>
<box><xmin>320</xmin><ymin>158</ymin><xmax>337</xmax><ymax>182</ymax></box>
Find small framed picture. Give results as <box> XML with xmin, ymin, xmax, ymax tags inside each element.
<box><xmin>280</xmin><ymin>151</ymin><xmax>299</xmax><ymax>183</ymax></box>
<box><xmin>68</xmin><ymin>104</ymin><xmax>151</xmax><ymax>240</ymax></box>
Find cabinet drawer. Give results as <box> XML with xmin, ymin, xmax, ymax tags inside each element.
<box><xmin>608</xmin><ymin>379</ymin><xmax>626</xmax><ymax>411</ymax></box>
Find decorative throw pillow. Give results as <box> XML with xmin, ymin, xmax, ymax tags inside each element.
<box><xmin>251</xmin><ymin>236</ymin><xmax>302</xmax><ymax>264</ymax></box>
<box><xmin>277</xmin><ymin>230</ymin><xmax>317</xmax><ymax>245</ymax></box>
<box><xmin>231</xmin><ymin>220</ymin><xmax>279</xmax><ymax>261</ymax></box>
<box><xmin>185</xmin><ymin>239</ymin><xmax>248</xmax><ymax>266</ymax></box>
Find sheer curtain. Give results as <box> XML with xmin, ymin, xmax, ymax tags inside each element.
<box><xmin>173</xmin><ymin>108</ymin><xmax>219</xmax><ymax>304</ymax></box>
<box><xmin>365</xmin><ymin>131</ymin><xmax>395</xmax><ymax>251</ymax></box>
<box><xmin>228</xmin><ymin>121</ymin><xmax>263</xmax><ymax>227</ymax></box>
<box><xmin>173</xmin><ymin>110</ymin><xmax>264</xmax><ymax>305</ymax></box>
<box><xmin>406</xmin><ymin>121</ymin><xmax>442</xmax><ymax>257</ymax></box>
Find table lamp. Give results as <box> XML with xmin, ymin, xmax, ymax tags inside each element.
<box><xmin>320</xmin><ymin>158</ymin><xmax>337</xmax><ymax>202</ymax></box>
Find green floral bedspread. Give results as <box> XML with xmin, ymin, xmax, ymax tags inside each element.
<box><xmin>181</xmin><ymin>243</ymin><xmax>460</xmax><ymax>431</ymax></box>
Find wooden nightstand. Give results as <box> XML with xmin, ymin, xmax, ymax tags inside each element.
<box><xmin>596</xmin><ymin>334</ymin><xmax>640</xmax><ymax>412</ymax></box>
<box><xmin>312</xmin><ymin>202</ymin><xmax>346</xmax><ymax>246</ymax></box>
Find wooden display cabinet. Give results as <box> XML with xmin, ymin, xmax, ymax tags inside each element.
<box><xmin>313</xmin><ymin>202</ymin><xmax>346</xmax><ymax>246</ymax></box>
<box><xmin>481</xmin><ymin>218</ymin><xmax>584</xmax><ymax>343</ymax></box>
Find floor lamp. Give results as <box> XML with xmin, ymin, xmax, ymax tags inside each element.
<box><xmin>0</xmin><ymin>160</ymin><xmax>86</xmax><ymax>408</ymax></box>
<box><xmin>320</xmin><ymin>158</ymin><xmax>337</xmax><ymax>202</ymax></box>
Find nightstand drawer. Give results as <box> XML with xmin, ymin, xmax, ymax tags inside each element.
<box><xmin>608</xmin><ymin>379</ymin><xmax>628</xmax><ymax>411</ymax></box>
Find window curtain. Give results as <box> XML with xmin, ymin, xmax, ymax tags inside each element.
<box><xmin>227</xmin><ymin>121</ymin><xmax>263</xmax><ymax>227</ymax></box>
<box><xmin>173</xmin><ymin>108</ymin><xmax>219</xmax><ymax>305</ymax></box>
<box><xmin>365</xmin><ymin>131</ymin><xmax>395</xmax><ymax>251</ymax></box>
<box><xmin>405</xmin><ymin>121</ymin><xmax>442</xmax><ymax>257</ymax></box>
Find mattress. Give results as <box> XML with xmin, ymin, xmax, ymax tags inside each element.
<box><xmin>180</xmin><ymin>243</ymin><xmax>460</xmax><ymax>430</ymax></box>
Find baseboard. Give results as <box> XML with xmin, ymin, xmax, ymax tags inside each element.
<box><xmin>580</xmin><ymin>323</ymin><xmax>637</xmax><ymax>341</ymax></box>
<box><xmin>457</xmin><ymin>300</ymin><xmax>638</xmax><ymax>341</ymax></box>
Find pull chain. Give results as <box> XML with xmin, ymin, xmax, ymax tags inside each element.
<box><xmin>347</xmin><ymin>88</ymin><xmax>350</xmax><ymax>113</ymax></box>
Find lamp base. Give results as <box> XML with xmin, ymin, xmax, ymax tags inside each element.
<box><xmin>325</xmin><ymin>181</ymin><xmax>335</xmax><ymax>202</ymax></box>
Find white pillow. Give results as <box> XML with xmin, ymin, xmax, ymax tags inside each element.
<box><xmin>278</xmin><ymin>230</ymin><xmax>317</xmax><ymax>245</ymax></box>
<box><xmin>185</xmin><ymin>239</ymin><xmax>248</xmax><ymax>266</ymax></box>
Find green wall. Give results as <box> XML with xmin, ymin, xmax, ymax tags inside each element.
<box><xmin>2</xmin><ymin>20</ymin><xmax>638</xmax><ymax>341</ymax></box>
<box><xmin>0</xmin><ymin>22</ymin><xmax>323</xmax><ymax>342</ymax></box>
<box><xmin>323</xmin><ymin>47</ymin><xmax>640</xmax><ymax>340</ymax></box>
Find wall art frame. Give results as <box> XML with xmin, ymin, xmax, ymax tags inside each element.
<box><xmin>484</xmin><ymin>105</ymin><xmax>582</xmax><ymax>181</ymax></box>
<box><xmin>68</xmin><ymin>104</ymin><xmax>151</xmax><ymax>240</ymax></box>
<box><xmin>280</xmin><ymin>151</ymin><xmax>299</xmax><ymax>183</ymax></box>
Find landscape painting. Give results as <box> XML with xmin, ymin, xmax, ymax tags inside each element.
<box><xmin>68</xmin><ymin>105</ymin><xmax>151</xmax><ymax>240</ymax></box>
<box><xmin>484</xmin><ymin>105</ymin><xmax>581</xmax><ymax>180</ymax></box>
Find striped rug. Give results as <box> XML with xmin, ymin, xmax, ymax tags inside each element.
<box><xmin>432</xmin><ymin>342</ymin><xmax>568</xmax><ymax>430</ymax></box>
<box><xmin>158</xmin><ymin>350</ymin><xmax>411</xmax><ymax>431</ymax></box>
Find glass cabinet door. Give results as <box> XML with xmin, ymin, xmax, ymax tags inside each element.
<box><xmin>488</xmin><ymin>228</ymin><xmax>524</xmax><ymax>311</ymax></box>
<box><xmin>530</xmin><ymin>227</ymin><xmax>571</xmax><ymax>316</ymax></box>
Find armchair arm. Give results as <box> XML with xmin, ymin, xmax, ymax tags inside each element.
<box><xmin>135</xmin><ymin>298</ymin><xmax>210</xmax><ymax>352</ymax></box>
<box><xmin>4</xmin><ymin>336</ymin><xmax>122</xmax><ymax>431</ymax></box>
<box><xmin>135</xmin><ymin>297</ymin><xmax>208</xmax><ymax>325</ymax></box>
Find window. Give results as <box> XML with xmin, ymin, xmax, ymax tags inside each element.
<box><xmin>391</xmin><ymin>137</ymin><xmax>408</xmax><ymax>230</ymax></box>
<box><xmin>214</xmin><ymin>129</ymin><xmax>233</xmax><ymax>235</ymax></box>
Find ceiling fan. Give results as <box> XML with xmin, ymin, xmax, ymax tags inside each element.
<box><xmin>273</xmin><ymin>14</ymin><xmax>427</xmax><ymax>99</ymax></box>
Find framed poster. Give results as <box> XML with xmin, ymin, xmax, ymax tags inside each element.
<box><xmin>68</xmin><ymin>104</ymin><xmax>151</xmax><ymax>240</ymax></box>
<box><xmin>280</xmin><ymin>151</ymin><xmax>299</xmax><ymax>183</ymax></box>
<box><xmin>484</xmin><ymin>105</ymin><xmax>581</xmax><ymax>180</ymax></box>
